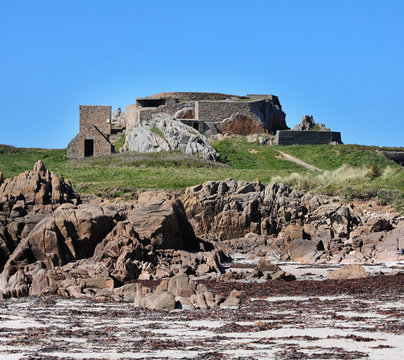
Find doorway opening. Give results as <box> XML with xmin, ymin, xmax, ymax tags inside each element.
<box><xmin>84</xmin><ymin>139</ymin><xmax>94</xmax><ymax>157</ymax></box>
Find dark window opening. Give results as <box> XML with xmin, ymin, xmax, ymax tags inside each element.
<box><xmin>84</xmin><ymin>139</ymin><xmax>94</xmax><ymax>157</ymax></box>
<box><xmin>193</xmin><ymin>122</ymin><xmax>199</xmax><ymax>131</ymax></box>
<box><xmin>136</xmin><ymin>99</ymin><xmax>167</xmax><ymax>107</ymax></box>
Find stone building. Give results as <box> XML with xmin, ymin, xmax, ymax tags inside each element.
<box><xmin>68</xmin><ymin>92</ymin><xmax>288</xmax><ymax>158</ymax></box>
<box><xmin>126</xmin><ymin>92</ymin><xmax>288</xmax><ymax>137</ymax></box>
<box><xmin>67</xmin><ymin>105</ymin><xmax>124</xmax><ymax>158</ymax></box>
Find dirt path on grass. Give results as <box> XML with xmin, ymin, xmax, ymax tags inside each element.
<box><xmin>277</xmin><ymin>150</ymin><xmax>323</xmax><ymax>171</ymax></box>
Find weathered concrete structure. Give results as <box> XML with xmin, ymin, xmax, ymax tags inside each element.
<box><xmin>126</xmin><ymin>92</ymin><xmax>288</xmax><ymax>137</ymax></box>
<box><xmin>68</xmin><ymin>106</ymin><xmax>125</xmax><ymax>158</ymax></box>
<box><xmin>276</xmin><ymin>130</ymin><xmax>342</xmax><ymax>145</ymax></box>
<box><xmin>380</xmin><ymin>151</ymin><xmax>404</xmax><ymax>166</ymax></box>
<box><xmin>275</xmin><ymin>115</ymin><xmax>342</xmax><ymax>145</ymax></box>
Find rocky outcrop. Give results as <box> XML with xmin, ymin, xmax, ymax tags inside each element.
<box><xmin>293</xmin><ymin>115</ymin><xmax>330</xmax><ymax>132</ymax></box>
<box><xmin>182</xmin><ymin>179</ymin><xmax>403</xmax><ymax>264</ymax></box>
<box><xmin>0</xmin><ymin>163</ymin><xmax>231</xmax><ymax>300</ymax></box>
<box><xmin>92</xmin><ymin>192</ymin><xmax>203</xmax><ymax>283</ymax></box>
<box><xmin>0</xmin><ymin>160</ymin><xmax>80</xmax><ymax>217</ymax></box>
<box><xmin>182</xmin><ymin>179</ymin><xmax>307</xmax><ymax>240</ymax></box>
<box><xmin>0</xmin><ymin>161</ymin><xmax>81</xmax><ymax>272</ymax></box>
<box><xmin>1</xmin><ymin>162</ymin><xmax>402</xmax><ymax>303</ymax></box>
<box><xmin>218</xmin><ymin>113</ymin><xmax>266</xmax><ymax>135</ymax></box>
<box><xmin>111</xmin><ymin>108</ymin><xmax>126</xmax><ymax>127</ymax></box>
<box><xmin>250</xmin><ymin>259</ymin><xmax>296</xmax><ymax>281</ymax></box>
<box><xmin>3</xmin><ymin>203</ymin><xmax>119</xmax><ymax>272</ymax></box>
<box><xmin>133</xmin><ymin>273</ymin><xmax>241</xmax><ymax>311</ymax></box>
<box><xmin>122</xmin><ymin>114</ymin><xmax>220</xmax><ymax>161</ymax></box>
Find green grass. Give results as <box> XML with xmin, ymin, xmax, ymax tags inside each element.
<box><xmin>0</xmin><ymin>146</ymin><xmax>67</xmax><ymax>178</ymax></box>
<box><xmin>0</xmin><ymin>139</ymin><xmax>403</xmax><ymax>212</ymax></box>
<box><xmin>273</xmin><ymin>144</ymin><xmax>397</xmax><ymax>171</ymax></box>
<box><xmin>211</xmin><ymin>137</ymin><xmax>306</xmax><ymax>171</ymax></box>
<box><xmin>113</xmin><ymin>134</ymin><xmax>125</xmax><ymax>153</ymax></box>
<box><xmin>0</xmin><ymin>146</ymin><xmax>303</xmax><ymax>198</ymax></box>
<box><xmin>150</xmin><ymin>126</ymin><xmax>168</xmax><ymax>143</ymax></box>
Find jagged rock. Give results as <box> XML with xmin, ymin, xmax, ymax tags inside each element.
<box><xmin>375</xmin><ymin>222</ymin><xmax>404</xmax><ymax>261</ymax></box>
<box><xmin>370</xmin><ymin>219</ymin><xmax>393</xmax><ymax>233</ymax></box>
<box><xmin>182</xmin><ymin>180</ymin><xmax>306</xmax><ymax>240</ymax></box>
<box><xmin>0</xmin><ymin>160</ymin><xmax>80</xmax><ymax>217</ymax></box>
<box><xmin>122</xmin><ymin>113</ymin><xmax>219</xmax><ymax>161</ymax></box>
<box><xmin>293</xmin><ymin>115</ymin><xmax>330</xmax><ymax>131</ymax></box>
<box><xmin>218</xmin><ymin>113</ymin><xmax>265</xmax><ymax>135</ymax></box>
<box><xmin>111</xmin><ymin>108</ymin><xmax>126</xmax><ymax>127</ymax></box>
<box><xmin>327</xmin><ymin>264</ymin><xmax>368</xmax><ymax>280</ymax></box>
<box><xmin>129</xmin><ymin>191</ymin><xmax>198</xmax><ymax>250</ymax></box>
<box><xmin>3</xmin><ymin>203</ymin><xmax>119</xmax><ymax>272</ymax></box>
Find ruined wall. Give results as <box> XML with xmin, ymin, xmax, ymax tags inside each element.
<box><xmin>196</xmin><ymin>101</ymin><xmax>257</xmax><ymax>123</ymax></box>
<box><xmin>67</xmin><ymin>124</ymin><xmax>113</xmax><ymax>158</ymax></box>
<box><xmin>125</xmin><ymin>97</ymin><xmax>287</xmax><ymax>136</ymax></box>
<box><xmin>196</xmin><ymin>99</ymin><xmax>287</xmax><ymax>133</ymax></box>
<box><xmin>125</xmin><ymin>102</ymin><xmax>195</xmax><ymax>128</ymax></box>
<box><xmin>80</xmin><ymin>106</ymin><xmax>111</xmax><ymax>134</ymax></box>
<box><xmin>276</xmin><ymin>131</ymin><xmax>342</xmax><ymax>145</ymax></box>
<box><xmin>146</xmin><ymin>92</ymin><xmax>234</xmax><ymax>101</ymax></box>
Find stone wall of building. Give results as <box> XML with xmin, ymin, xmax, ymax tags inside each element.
<box><xmin>146</xmin><ymin>92</ymin><xmax>234</xmax><ymax>101</ymax></box>
<box><xmin>196</xmin><ymin>100</ymin><xmax>257</xmax><ymax>123</ymax></box>
<box><xmin>196</xmin><ymin>99</ymin><xmax>287</xmax><ymax>133</ymax></box>
<box><xmin>276</xmin><ymin>130</ymin><xmax>342</xmax><ymax>145</ymax></box>
<box><xmin>126</xmin><ymin>98</ymin><xmax>287</xmax><ymax>135</ymax></box>
<box><xmin>126</xmin><ymin>102</ymin><xmax>195</xmax><ymax>128</ymax></box>
<box><xmin>67</xmin><ymin>124</ymin><xmax>113</xmax><ymax>158</ymax></box>
<box><xmin>80</xmin><ymin>106</ymin><xmax>111</xmax><ymax>134</ymax></box>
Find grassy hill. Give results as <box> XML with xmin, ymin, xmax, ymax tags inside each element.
<box><xmin>0</xmin><ymin>139</ymin><xmax>403</xmax><ymax>212</ymax></box>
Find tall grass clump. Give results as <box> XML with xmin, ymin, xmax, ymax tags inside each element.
<box><xmin>381</xmin><ymin>166</ymin><xmax>400</xmax><ymax>180</ymax></box>
<box><xmin>272</xmin><ymin>164</ymin><xmax>370</xmax><ymax>194</ymax></box>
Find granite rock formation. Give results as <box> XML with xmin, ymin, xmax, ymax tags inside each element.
<box><xmin>122</xmin><ymin>114</ymin><xmax>220</xmax><ymax>161</ymax></box>
<box><xmin>218</xmin><ymin>112</ymin><xmax>266</xmax><ymax>135</ymax></box>
<box><xmin>182</xmin><ymin>179</ymin><xmax>403</xmax><ymax>264</ymax></box>
<box><xmin>293</xmin><ymin>115</ymin><xmax>330</xmax><ymax>132</ymax></box>
<box><xmin>0</xmin><ymin>163</ymin><xmax>402</xmax><ymax>302</ymax></box>
<box><xmin>111</xmin><ymin>107</ymin><xmax>126</xmax><ymax>127</ymax></box>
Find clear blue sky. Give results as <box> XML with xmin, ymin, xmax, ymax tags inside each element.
<box><xmin>1</xmin><ymin>0</ymin><xmax>403</xmax><ymax>148</ymax></box>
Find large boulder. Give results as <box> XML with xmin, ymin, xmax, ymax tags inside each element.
<box><xmin>122</xmin><ymin>113</ymin><xmax>219</xmax><ymax>161</ymax></box>
<box><xmin>3</xmin><ymin>203</ymin><xmax>119</xmax><ymax>271</ymax></box>
<box><xmin>327</xmin><ymin>264</ymin><xmax>367</xmax><ymax>280</ymax></box>
<box><xmin>218</xmin><ymin>113</ymin><xmax>265</xmax><ymax>135</ymax></box>
<box><xmin>128</xmin><ymin>191</ymin><xmax>199</xmax><ymax>250</ymax></box>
